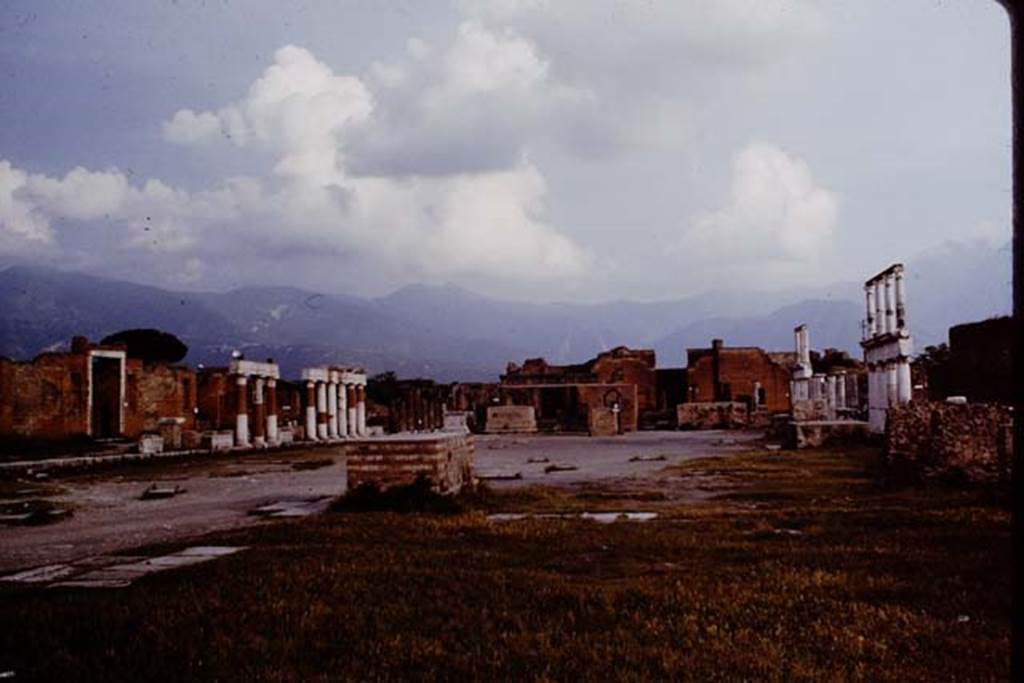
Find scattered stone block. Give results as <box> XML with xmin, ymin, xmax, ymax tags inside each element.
<box><xmin>158</xmin><ymin>417</ymin><xmax>186</xmax><ymax>450</ymax></box>
<box><xmin>140</xmin><ymin>484</ymin><xmax>184</xmax><ymax>500</ymax></box>
<box><xmin>588</xmin><ymin>407</ymin><xmax>619</xmax><ymax>436</ymax></box>
<box><xmin>443</xmin><ymin>411</ymin><xmax>471</xmax><ymax>434</ymax></box>
<box><xmin>790</xmin><ymin>420</ymin><xmax>869</xmax><ymax>449</ymax></box>
<box><xmin>485</xmin><ymin>406</ymin><xmax>538</xmax><ymax>434</ymax></box>
<box><xmin>138</xmin><ymin>434</ymin><xmax>164</xmax><ymax>455</ymax></box>
<box><xmin>202</xmin><ymin>431</ymin><xmax>234</xmax><ymax>452</ymax></box>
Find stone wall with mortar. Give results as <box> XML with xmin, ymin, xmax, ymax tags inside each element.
<box><xmin>884</xmin><ymin>401</ymin><xmax>1013</xmax><ymax>483</ymax></box>
<box><xmin>677</xmin><ymin>402</ymin><xmax>748</xmax><ymax>430</ymax></box>
<box><xmin>346</xmin><ymin>434</ymin><xmax>475</xmax><ymax>494</ymax></box>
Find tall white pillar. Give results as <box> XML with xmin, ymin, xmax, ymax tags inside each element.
<box><xmin>809</xmin><ymin>374</ymin><xmax>822</xmax><ymax>400</ymax></box>
<box><xmin>252</xmin><ymin>377</ymin><xmax>266</xmax><ymax>447</ymax></box>
<box><xmin>327</xmin><ymin>376</ymin><xmax>338</xmax><ymax>439</ymax></box>
<box><xmin>894</xmin><ymin>269</ymin><xmax>907</xmax><ymax>332</ymax></box>
<box><xmin>316</xmin><ymin>381</ymin><xmax>328</xmax><ymax>440</ymax></box>
<box><xmin>337</xmin><ymin>382</ymin><xmax>348</xmax><ymax>438</ymax></box>
<box><xmin>235</xmin><ymin>375</ymin><xmax>249</xmax><ymax>447</ymax></box>
<box><xmin>874</xmin><ymin>280</ymin><xmax>885</xmax><ymax>335</ymax></box>
<box><xmin>305</xmin><ymin>380</ymin><xmax>318</xmax><ymax>441</ymax></box>
<box><xmin>865</xmin><ymin>286</ymin><xmax>876</xmax><ymax>338</ymax></box>
<box><xmin>896</xmin><ymin>360</ymin><xmax>912</xmax><ymax>403</ymax></box>
<box><xmin>346</xmin><ymin>384</ymin><xmax>358</xmax><ymax>437</ymax></box>
<box><xmin>884</xmin><ymin>276</ymin><xmax>896</xmax><ymax>336</ymax></box>
<box><xmin>357</xmin><ymin>386</ymin><xmax>367</xmax><ymax>436</ymax></box>
<box><xmin>835</xmin><ymin>371</ymin><xmax>846</xmax><ymax>411</ymax></box>
<box><xmin>886</xmin><ymin>362</ymin><xmax>898</xmax><ymax>408</ymax></box>
<box><xmin>266</xmin><ymin>378</ymin><xmax>278</xmax><ymax>444</ymax></box>
<box><xmin>826</xmin><ymin>375</ymin><xmax>837</xmax><ymax>419</ymax></box>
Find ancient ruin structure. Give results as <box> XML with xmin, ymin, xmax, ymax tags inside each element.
<box><xmin>499</xmin><ymin>346</ymin><xmax>682</xmax><ymax>432</ymax></box>
<box><xmin>366</xmin><ymin>378</ymin><xmax>446</xmax><ymax>434</ymax></box>
<box><xmin>1</xmin><ymin>336</ymin><xmax>195</xmax><ymax>443</ymax></box>
<box><xmin>790</xmin><ymin>326</ymin><xmax>864</xmax><ymax>422</ymax></box>
<box><xmin>196</xmin><ymin>358</ymin><xmax>283</xmax><ymax>447</ymax></box>
<box><xmin>299</xmin><ymin>366</ymin><xmax>367</xmax><ymax>440</ymax></box>
<box><xmin>684</xmin><ymin>339</ymin><xmax>794</xmax><ymax>423</ymax></box>
<box><xmin>861</xmin><ymin>264</ymin><xmax>913</xmax><ymax>434</ymax></box>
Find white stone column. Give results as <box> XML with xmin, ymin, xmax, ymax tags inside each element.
<box><xmin>346</xmin><ymin>384</ymin><xmax>358</xmax><ymax>437</ymax></box>
<box><xmin>357</xmin><ymin>385</ymin><xmax>367</xmax><ymax>436</ymax></box>
<box><xmin>327</xmin><ymin>374</ymin><xmax>339</xmax><ymax>439</ymax></box>
<box><xmin>337</xmin><ymin>382</ymin><xmax>348</xmax><ymax>437</ymax></box>
<box><xmin>266</xmin><ymin>378</ymin><xmax>279</xmax><ymax>445</ymax></box>
<box><xmin>864</xmin><ymin>285</ymin><xmax>876</xmax><ymax>338</ymax></box>
<box><xmin>884</xmin><ymin>275</ymin><xmax>896</xmax><ymax>336</ymax></box>
<box><xmin>835</xmin><ymin>371</ymin><xmax>846</xmax><ymax>411</ymax></box>
<box><xmin>809</xmin><ymin>374</ymin><xmax>822</xmax><ymax>400</ymax></box>
<box><xmin>894</xmin><ymin>268</ymin><xmax>907</xmax><ymax>332</ymax></box>
<box><xmin>886</xmin><ymin>362</ymin><xmax>898</xmax><ymax>408</ymax></box>
<box><xmin>874</xmin><ymin>280</ymin><xmax>885</xmax><ymax>335</ymax></box>
<box><xmin>305</xmin><ymin>380</ymin><xmax>318</xmax><ymax>441</ymax></box>
<box><xmin>826</xmin><ymin>375</ymin><xmax>837</xmax><ymax>419</ymax></box>
<box><xmin>316</xmin><ymin>381</ymin><xmax>328</xmax><ymax>440</ymax></box>
<box><xmin>235</xmin><ymin>375</ymin><xmax>249</xmax><ymax>447</ymax></box>
<box><xmin>868</xmin><ymin>366</ymin><xmax>885</xmax><ymax>433</ymax></box>
<box><xmin>252</xmin><ymin>377</ymin><xmax>266</xmax><ymax>447</ymax></box>
<box><xmin>896</xmin><ymin>359</ymin><xmax>912</xmax><ymax>404</ymax></box>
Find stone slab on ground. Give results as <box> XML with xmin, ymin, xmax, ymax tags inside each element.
<box><xmin>2</xmin><ymin>546</ymin><xmax>246</xmax><ymax>589</ymax></box>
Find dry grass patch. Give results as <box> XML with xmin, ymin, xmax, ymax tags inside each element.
<box><xmin>0</xmin><ymin>446</ymin><xmax>1010</xmax><ymax>680</ymax></box>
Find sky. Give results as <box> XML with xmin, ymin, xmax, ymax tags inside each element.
<box><xmin>0</xmin><ymin>0</ymin><xmax>1012</xmax><ymax>302</ymax></box>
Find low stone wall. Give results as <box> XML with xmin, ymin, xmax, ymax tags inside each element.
<box><xmin>346</xmin><ymin>433</ymin><xmax>475</xmax><ymax>494</ymax></box>
<box><xmin>676</xmin><ymin>402</ymin><xmax>747</xmax><ymax>430</ymax></box>
<box><xmin>485</xmin><ymin>406</ymin><xmax>537</xmax><ymax>433</ymax></box>
<box><xmin>884</xmin><ymin>401</ymin><xmax>1013</xmax><ymax>483</ymax></box>
<box><xmin>792</xmin><ymin>399</ymin><xmax>829</xmax><ymax>422</ymax></box>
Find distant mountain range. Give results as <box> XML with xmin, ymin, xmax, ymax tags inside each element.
<box><xmin>0</xmin><ymin>239</ymin><xmax>1010</xmax><ymax>381</ymax></box>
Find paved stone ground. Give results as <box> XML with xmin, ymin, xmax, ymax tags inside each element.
<box><xmin>0</xmin><ymin>431</ymin><xmax>761</xmax><ymax>574</ymax></box>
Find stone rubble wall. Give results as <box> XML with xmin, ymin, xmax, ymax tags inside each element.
<box><xmin>346</xmin><ymin>434</ymin><xmax>476</xmax><ymax>494</ymax></box>
<box><xmin>884</xmin><ymin>401</ymin><xmax>1013</xmax><ymax>483</ymax></box>
<box><xmin>676</xmin><ymin>402</ymin><xmax>747</xmax><ymax>430</ymax></box>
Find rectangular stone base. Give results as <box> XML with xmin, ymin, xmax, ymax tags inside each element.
<box><xmin>346</xmin><ymin>433</ymin><xmax>475</xmax><ymax>495</ymax></box>
<box><xmin>485</xmin><ymin>406</ymin><xmax>537</xmax><ymax>433</ymax></box>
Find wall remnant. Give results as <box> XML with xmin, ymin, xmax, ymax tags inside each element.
<box><xmin>485</xmin><ymin>405</ymin><xmax>538</xmax><ymax>433</ymax></box>
<box><xmin>884</xmin><ymin>401</ymin><xmax>1013</xmax><ymax>484</ymax></box>
<box><xmin>346</xmin><ymin>433</ymin><xmax>475</xmax><ymax>494</ymax></box>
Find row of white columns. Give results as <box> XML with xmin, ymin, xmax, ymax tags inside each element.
<box><xmin>863</xmin><ymin>266</ymin><xmax>907</xmax><ymax>340</ymax></box>
<box><xmin>229</xmin><ymin>358</ymin><xmax>281</xmax><ymax>448</ymax></box>
<box><xmin>301</xmin><ymin>367</ymin><xmax>367</xmax><ymax>441</ymax></box>
<box><xmin>862</xmin><ymin>264</ymin><xmax>913</xmax><ymax>434</ymax></box>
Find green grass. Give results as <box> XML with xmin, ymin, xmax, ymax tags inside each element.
<box><xmin>0</xmin><ymin>447</ymin><xmax>1010</xmax><ymax>681</ymax></box>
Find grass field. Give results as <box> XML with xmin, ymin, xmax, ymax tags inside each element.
<box><xmin>0</xmin><ymin>446</ymin><xmax>1010</xmax><ymax>681</ymax></box>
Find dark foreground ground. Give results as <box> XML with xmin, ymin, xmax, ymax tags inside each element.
<box><xmin>0</xmin><ymin>446</ymin><xmax>1010</xmax><ymax>681</ymax></box>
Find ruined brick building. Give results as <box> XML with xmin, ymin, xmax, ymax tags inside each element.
<box><xmin>685</xmin><ymin>339</ymin><xmax>795</xmax><ymax>413</ymax></box>
<box><xmin>497</xmin><ymin>346</ymin><xmax>684</xmax><ymax>433</ymax></box>
<box><xmin>0</xmin><ymin>336</ymin><xmax>195</xmax><ymax>442</ymax></box>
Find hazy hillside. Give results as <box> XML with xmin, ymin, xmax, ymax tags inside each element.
<box><xmin>0</xmin><ymin>239</ymin><xmax>1010</xmax><ymax>381</ymax></box>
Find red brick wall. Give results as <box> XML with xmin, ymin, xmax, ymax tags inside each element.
<box><xmin>591</xmin><ymin>349</ymin><xmax>657</xmax><ymax>414</ymax></box>
<box><xmin>687</xmin><ymin>348</ymin><xmax>791</xmax><ymax>413</ymax></box>
<box><xmin>0</xmin><ymin>353</ymin><xmax>90</xmax><ymax>439</ymax></box>
<box><xmin>124</xmin><ymin>361</ymin><xmax>196</xmax><ymax>436</ymax></box>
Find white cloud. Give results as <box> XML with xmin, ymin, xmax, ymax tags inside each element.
<box><xmin>684</xmin><ymin>143</ymin><xmax>838</xmax><ymax>271</ymax></box>
<box><xmin>2</xmin><ymin>39</ymin><xmax>590</xmax><ymax>289</ymax></box>
<box><xmin>0</xmin><ymin>161</ymin><xmax>54</xmax><ymax>252</ymax></box>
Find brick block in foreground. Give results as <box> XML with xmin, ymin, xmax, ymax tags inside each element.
<box><xmin>346</xmin><ymin>433</ymin><xmax>475</xmax><ymax>494</ymax></box>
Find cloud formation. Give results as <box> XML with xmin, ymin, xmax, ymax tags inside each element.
<box><xmin>683</xmin><ymin>143</ymin><xmax>838</xmax><ymax>276</ymax></box>
<box><xmin>4</xmin><ymin>41</ymin><xmax>591</xmax><ymax>290</ymax></box>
